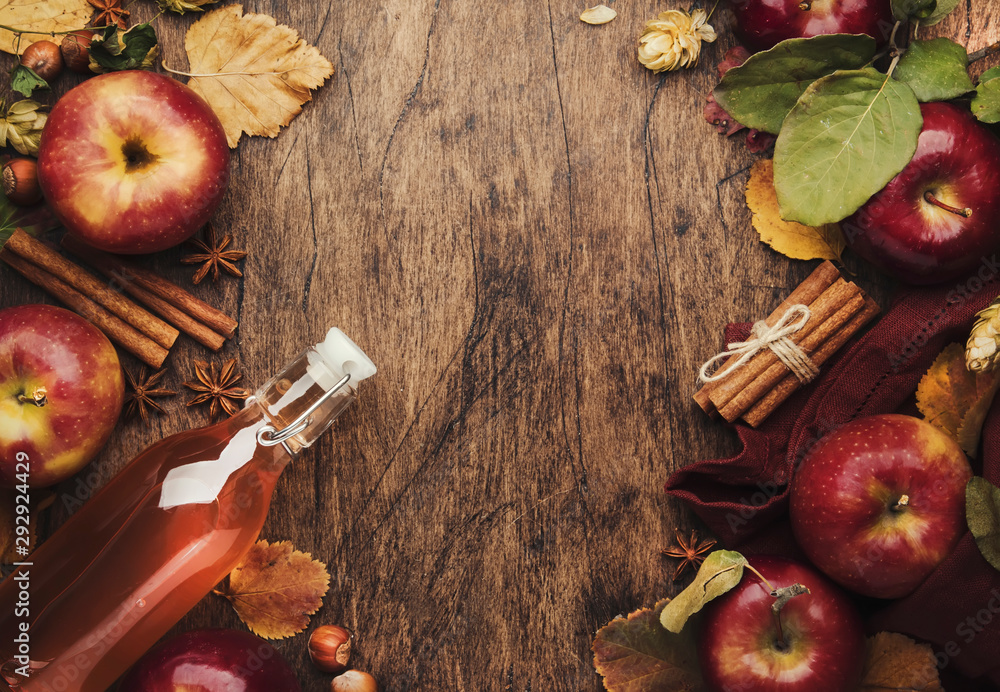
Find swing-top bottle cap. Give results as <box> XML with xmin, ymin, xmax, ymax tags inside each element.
<box><xmin>311</xmin><ymin>327</ymin><xmax>377</xmax><ymax>389</ymax></box>
<box><xmin>158</xmin><ymin>329</ymin><xmax>376</xmax><ymax>511</ymax></box>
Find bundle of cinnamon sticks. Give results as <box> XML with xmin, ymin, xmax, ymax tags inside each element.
<box><xmin>694</xmin><ymin>261</ymin><xmax>879</xmax><ymax>427</ymax></box>
<box><xmin>1</xmin><ymin>229</ymin><xmax>238</xmax><ymax>369</ymax></box>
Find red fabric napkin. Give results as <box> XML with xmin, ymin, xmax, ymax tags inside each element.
<box><xmin>665</xmin><ymin>274</ymin><xmax>1000</xmax><ymax>687</ymax></box>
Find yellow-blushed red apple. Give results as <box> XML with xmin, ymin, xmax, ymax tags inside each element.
<box><xmin>790</xmin><ymin>414</ymin><xmax>972</xmax><ymax>599</ymax></box>
<box><xmin>118</xmin><ymin>629</ymin><xmax>301</xmax><ymax>692</ymax></box>
<box><xmin>699</xmin><ymin>555</ymin><xmax>866</xmax><ymax>692</ymax></box>
<box><xmin>0</xmin><ymin>304</ymin><xmax>124</xmax><ymax>487</ymax></box>
<box><xmin>37</xmin><ymin>70</ymin><xmax>229</xmax><ymax>254</ymax></box>
<box><xmin>730</xmin><ymin>0</ymin><xmax>894</xmax><ymax>52</ymax></box>
<box><xmin>843</xmin><ymin>102</ymin><xmax>1000</xmax><ymax>284</ymax></box>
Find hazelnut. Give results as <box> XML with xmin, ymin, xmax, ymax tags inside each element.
<box><xmin>309</xmin><ymin>625</ymin><xmax>352</xmax><ymax>674</ymax></box>
<box><xmin>60</xmin><ymin>30</ymin><xmax>94</xmax><ymax>74</ymax></box>
<box><xmin>3</xmin><ymin>158</ymin><xmax>42</xmax><ymax>206</ymax></box>
<box><xmin>20</xmin><ymin>41</ymin><xmax>62</xmax><ymax>82</ymax></box>
<box><xmin>331</xmin><ymin>670</ymin><xmax>378</xmax><ymax>692</ymax></box>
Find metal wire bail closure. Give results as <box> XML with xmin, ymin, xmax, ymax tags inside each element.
<box><xmin>256</xmin><ymin>372</ymin><xmax>352</xmax><ymax>451</ymax></box>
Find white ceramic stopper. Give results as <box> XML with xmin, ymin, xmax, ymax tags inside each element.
<box><xmin>311</xmin><ymin>327</ymin><xmax>377</xmax><ymax>389</ymax></box>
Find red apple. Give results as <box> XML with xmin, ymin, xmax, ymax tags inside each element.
<box><xmin>118</xmin><ymin>628</ymin><xmax>301</xmax><ymax>692</ymax></box>
<box><xmin>0</xmin><ymin>304</ymin><xmax>123</xmax><ymax>487</ymax></box>
<box><xmin>730</xmin><ymin>0</ymin><xmax>894</xmax><ymax>52</ymax></box>
<box><xmin>37</xmin><ymin>70</ymin><xmax>230</xmax><ymax>254</ymax></box>
<box><xmin>699</xmin><ymin>555</ymin><xmax>866</xmax><ymax>692</ymax></box>
<box><xmin>843</xmin><ymin>102</ymin><xmax>1000</xmax><ymax>284</ymax></box>
<box><xmin>790</xmin><ymin>414</ymin><xmax>972</xmax><ymax>599</ymax></box>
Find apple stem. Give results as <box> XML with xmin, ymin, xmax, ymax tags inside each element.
<box><xmin>771</xmin><ymin>584</ymin><xmax>810</xmax><ymax>649</ymax></box>
<box><xmin>797</xmin><ymin>1</ymin><xmax>811</xmax><ymax>10</ymax></box>
<box><xmin>17</xmin><ymin>387</ymin><xmax>46</xmax><ymax>407</ymax></box>
<box><xmin>924</xmin><ymin>191</ymin><xmax>972</xmax><ymax>218</ymax></box>
<box><xmin>892</xmin><ymin>494</ymin><xmax>910</xmax><ymax>512</ymax></box>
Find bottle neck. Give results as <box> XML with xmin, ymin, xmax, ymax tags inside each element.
<box><xmin>251</xmin><ymin>347</ymin><xmax>358</xmax><ymax>457</ymax></box>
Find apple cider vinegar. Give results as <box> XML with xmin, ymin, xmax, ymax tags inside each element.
<box><xmin>0</xmin><ymin>328</ymin><xmax>376</xmax><ymax>692</ymax></box>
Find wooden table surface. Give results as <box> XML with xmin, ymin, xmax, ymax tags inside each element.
<box><xmin>4</xmin><ymin>2</ymin><xmax>1000</xmax><ymax>690</ymax></box>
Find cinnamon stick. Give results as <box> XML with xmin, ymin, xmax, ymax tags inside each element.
<box><xmin>117</xmin><ymin>281</ymin><xmax>226</xmax><ymax>351</ymax></box>
<box><xmin>61</xmin><ymin>235</ymin><xmax>238</xmax><ymax>338</ymax></box>
<box><xmin>5</xmin><ymin>229</ymin><xmax>179</xmax><ymax>350</ymax></box>
<box><xmin>694</xmin><ymin>261</ymin><xmax>840</xmax><ymax>413</ymax></box>
<box><xmin>706</xmin><ymin>278</ymin><xmax>860</xmax><ymax>413</ymax></box>
<box><xmin>0</xmin><ymin>248</ymin><xmax>169</xmax><ymax>369</ymax></box>
<box><xmin>717</xmin><ymin>291</ymin><xmax>866</xmax><ymax>422</ymax></box>
<box><xmin>741</xmin><ymin>297</ymin><xmax>880</xmax><ymax>427</ymax></box>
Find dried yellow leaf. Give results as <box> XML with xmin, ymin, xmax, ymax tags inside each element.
<box><xmin>0</xmin><ymin>0</ymin><xmax>92</xmax><ymax>55</ymax></box>
<box><xmin>182</xmin><ymin>4</ymin><xmax>335</xmax><ymax>148</ymax></box>
<box><xmin>916</xmin><ymin>342</ymin><xmax>1000</xmax><ymax>457</ymax></box>
<box><xmin>746</xmin><ymin>159</ymin><xmax>846</xmax><ymax>262</ymax></box>
<box><xmin>217</xmin><ymin>539</ymin><xmax>330</xmax><ymax>639</ymax></box>
<box><xmin>861</xmin><ymin>632</ymin><xmax>943</xmax><ymax>692</ymax></box>
<box><xmin>581</xmin><ymin>5</ymin><xmax>616</xmax><ymax>24</ymax></box>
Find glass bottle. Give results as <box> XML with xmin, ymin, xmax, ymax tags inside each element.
<box><xmin>0</xmin><ymin>328</ymin><xmax>376</xmax><ymax>692</ymax></box>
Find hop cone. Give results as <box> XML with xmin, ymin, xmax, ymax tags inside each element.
<box><xmin>967</xmin><ymin>294</ymin><xmax>1000</xmax><ymax>372</ymax></box>
<box><xmin>0</xmin><ymin>100</ymin><xmax>46</xmax><ymax>156</ymax></box>
<box><xmin>638</xmin><ymin>9</ymin><xmax>717</xmax><ymax>73</ymax></box>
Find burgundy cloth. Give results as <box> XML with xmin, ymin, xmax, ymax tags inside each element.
<box><xmin>665</xmin><ymin>276</ymin><xmax>1000</xmax><ymax>687</ymax></box>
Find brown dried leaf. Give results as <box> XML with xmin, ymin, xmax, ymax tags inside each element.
<box><xmin>580</xmin><ymin>5</ymin><xmax>616</xmax><ymax>24</ymax></box>
<box><xmin>861</xmin><ymin>632</ymin><xmax>943</xmax><ymax>691</ymax></box>
<box><xmin>916</xmin><ymin>342</ymin><xmax>1000</xmax><ymax>456</ymax></box>
<box><xmin>0</xmin><ymin>0</ymin><xmax>92</xmax><ymax>55</ymax></box>
<box><xmin>746</xmin><ymin>158</ymin><xmax>845</xmax><ymax>261</ymax></box>
<box><xmin>218</xmin><ymin>539</ymin><xmax>330</xmax><ymax>639</ymax></box>
<box><xmin>183</xmin><ymin>4</ymin><xmax>335</xmax><ymax>147</ymax></box>
<box><xmin>592</xmin><ymin>598</ymin><xmax>704</xmax><ymax>691</ymax></box>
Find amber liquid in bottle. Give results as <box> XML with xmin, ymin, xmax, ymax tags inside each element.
<box><xmin>0</xmin><ymin>332</ymin><xmax>373</xmax><ymax>692</ymax></box>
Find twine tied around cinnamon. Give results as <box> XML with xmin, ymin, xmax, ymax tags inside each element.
<box><xmin>698</xmin><ymin>305</ymin><xmax>819</xmax><ymax>385</ymax></box>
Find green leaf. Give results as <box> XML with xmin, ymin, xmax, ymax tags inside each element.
<box><xmin>714</xmin><ymin>34</ymin><xmax>876</xmax><ymax>135</ymax></box>
<box><xmin>593</xmin><ymin>598</ymin><xmax>705</xmax><ymax>692</ymax></box>
<box><xmin>981</xmin><ymin>67</ymin><xmax>1000</xmax><ymax>84</ymax></box>
<box><xmin>89</xmin><ymin>22</ymin><xmax>159</xmax><ymax>72</ymax></box>
<box><xmin>92</xmin><ymin>23</ymin><xmax>120</xmax><ymax>52</ymax></box>
<box><xmin>894</xmin><ymin>38</ymin><xmax>973</xmax><ymax>102</ymax></box>
<box><xmin>891</xmin><ymin>0</ymin><xmax>933</xmax><ymax>20</ymax></box>
<box><xmin>921</xmin><ymin>0</ymin><xmax>959</xmax><ymax>24</ymax></box>
<box><xmin>773</xmin><ymin>68</ymin><xmax>922</xmax><ymax>226</ymax></box>
<box><xmin>973</xmin><ymin>78</ymin><xmax>1000</xmax><ymax>124</ymax></box>
<box><xmin>9</xmin><ymin>65</ymin><xmax>48</xmax><ymax>99</ymax></box>
<box><xmin>660</xmin><ymin>550</ymin><xmax>746</xmax><ymax>634</ymax></box>
<box><xmin>967</xmin><ymin>477</ymin><xmax>1000</xmax><ymax>572</ymax></box>
<box><xmin>891</xmin><ymin>0</ymin><xmax>960</xmax><ymax>25</ymax></box>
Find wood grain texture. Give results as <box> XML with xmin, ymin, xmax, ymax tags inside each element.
<box><xmin>2</xmin><ymin>2</ymin><xmax>999</xmax><ymax>690</ymax></box>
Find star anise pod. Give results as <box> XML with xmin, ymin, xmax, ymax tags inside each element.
<box><xmin>181</xmin><ymin>224</ymin><xmax>248</xmax><ymax>285</ymax></box>
<box><xmin>124</xmin><ymin>367</ymin><xmax>176</xmax><ymax>424</ymax></box>
<box><xmin>661</xmin><ymin>529</ymin><xmax>717</xmax><ymax>581</ymax></box>
<box><xmin>89</xmin><ymin>0</ymin><xmax>130</xmax><ymax>29</ymax></box>
<box><xmin>184</xmin><ymin>359</ymin><xmax>250</xmax><ymax>421</ymax></box>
